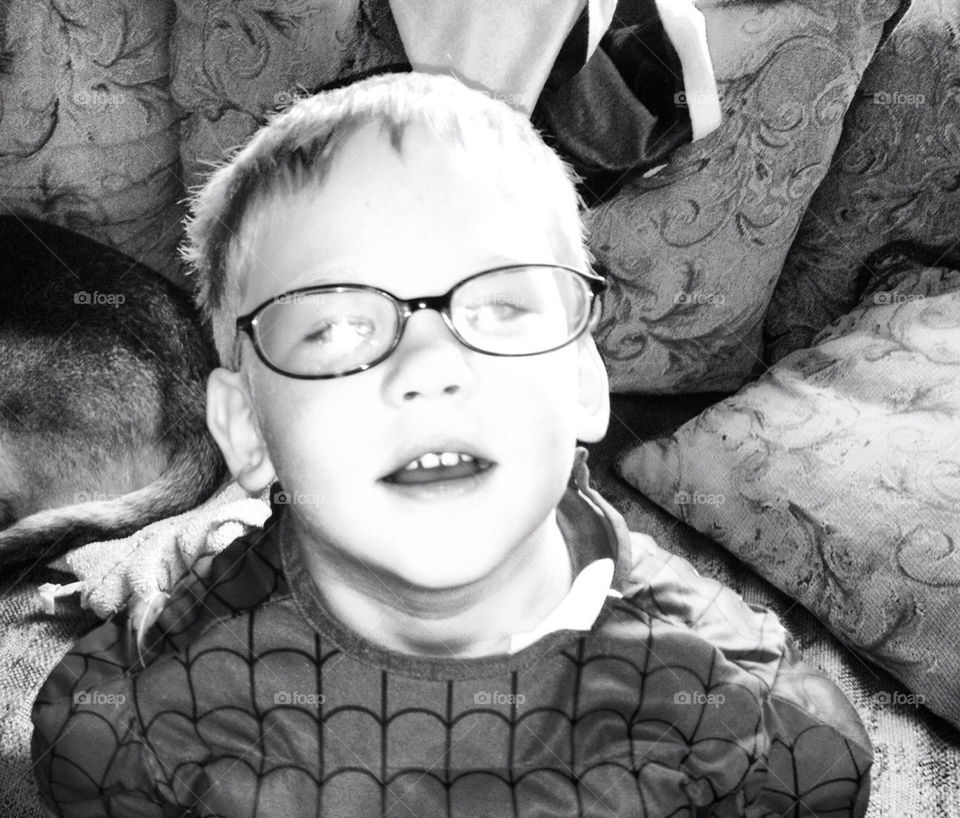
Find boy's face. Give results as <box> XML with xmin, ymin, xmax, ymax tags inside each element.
<box><xmin>210</xmin><ymin>121</ymin><xmax>608</xmax><ymax>590</ymax></box>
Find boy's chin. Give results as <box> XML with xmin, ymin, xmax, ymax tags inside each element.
<box><xmin>385</xmin><ymin>542</ymin><xmax>514</xmax><ymax>592</ymax></box>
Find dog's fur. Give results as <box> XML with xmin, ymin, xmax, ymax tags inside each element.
<box><xmin>0</xmin><ymin>216</ymin><xmax>225</xmax><ymax>569</ymax></box>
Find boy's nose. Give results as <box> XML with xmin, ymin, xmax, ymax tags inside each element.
<box><xmin>383</xmin><ymin>310</ymin><xmax>476</xmax><ymax>403</ymax></box>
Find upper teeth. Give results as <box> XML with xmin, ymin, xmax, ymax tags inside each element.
<box><xmin>404</xmin><ymin>451</ymin><xmax>475</xmax><ymax>470</ymax></box>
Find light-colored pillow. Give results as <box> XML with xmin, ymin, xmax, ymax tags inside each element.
<box><xmin>619</xmin><ymin>273</ymin><xmax>960</xmax><ymax>728</ymax></box>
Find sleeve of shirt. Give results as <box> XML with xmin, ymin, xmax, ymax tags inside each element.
<box><xmin>31</xmin><ymin>614</ymin><xmax>176</xmax><ymax>817</ymax></box>
<box><xmin>626</xmin><ymin>531</ymin><xmax>873</xmax><ymax>817</ymax></box>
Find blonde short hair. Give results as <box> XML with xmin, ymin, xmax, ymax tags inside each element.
<box><xmin>181</xmin><ymin>71</ymin><xmax>590</xmax><ymax>363</ymax></box>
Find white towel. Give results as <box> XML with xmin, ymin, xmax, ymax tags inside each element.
<box><xmin>41</xmin><ymin>481</ymin><xmax>271</xmax><ymax>621</ymax></box>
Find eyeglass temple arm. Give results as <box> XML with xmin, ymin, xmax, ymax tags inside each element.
<box><xmin>586</xmin><ymin>274</ymin><xmax>606</xmax><ymax>330</ymax></box>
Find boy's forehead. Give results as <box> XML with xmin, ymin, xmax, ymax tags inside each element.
<box><xmin>308</xmin><ymin>118</ymin><xmax>560</xmax><ymax>216</ymax></box>
<box><xmin>332</xmin><ymin>118</ymin><xmax>497</xmax><ymax>190</ymax></box>
<box><xmin>234</xmin><ymin>121</ymin><xmax>567</xmax><ymax>309</ymax></box>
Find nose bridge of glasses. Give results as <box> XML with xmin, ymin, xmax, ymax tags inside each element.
<box><xmin>395</xmin><ymin>291</ymin><xmax>462</xmax><ymax>352</ymax></box>
<box><xmin>387</xmin><ymin>291</ymin><xmax>475</xmax><ymax>400</ymax></box>
<box><xmin>402</xmin><ymin>292</ymin><xmax>450</xmax><ymax>317</ymax></box>
<box><xmin>395</xmin><ymin>289</ymin><xmax>453</xmax><ymax>332</ymax></box>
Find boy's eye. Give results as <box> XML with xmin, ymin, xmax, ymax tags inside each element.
<box><xmin>301</xmin><ymin>316</ymin><xmax>377</xmax><ymax>346</ymax></box>
<box><xmin>462</xmin><ymin>298</ymin><xmax>533</xmax><ymax>325</ymax></box>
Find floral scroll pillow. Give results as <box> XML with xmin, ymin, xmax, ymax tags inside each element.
<box><xmin>0</xmin><ymin>0</ymin><xmax>182</xmax><ymax>280</ymax></box>
<box><xmin>170</xmin><ymin>0</ymin><xmax>407</xmax><ymax>187</ymax></box>
<box><xmin>618</xmin><ymin>262</ymin><xmax>960</xmax><ymax>728</ymax></box>
<box><xmin>765</xmin><ymin>0</ymin><xmax>960</xmax><ymax>363</ymax></box>
<box><xmin>586</xmin><ymin>0</ymin><xmax>906</xmax><ymax>392</ymax></box>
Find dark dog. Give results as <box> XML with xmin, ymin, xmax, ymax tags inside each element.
<box><xmin>0</xmin><ymin>215</ymin><xmax>225</xmax><ymax>569</ymax></box>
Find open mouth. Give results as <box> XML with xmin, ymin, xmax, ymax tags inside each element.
<box><xmin>381</xmin><ymin>451</ymin><xmax>495</xmax><ymax>485</ymax></box>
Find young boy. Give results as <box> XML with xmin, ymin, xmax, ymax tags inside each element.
<box><xmin>32</xmin><ymin>72</ymin><xmax>871</xmax><ymax>817</ymax></box>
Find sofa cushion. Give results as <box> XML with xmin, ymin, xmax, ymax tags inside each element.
<box><xmin>170</xmin><ymin>0</ymin><xmax>407</xmax><ymax>187</ymax></box>
<box><xmin>0</xmin><ymin>0</ymin><xmax>183</xmax><ymax>282</ymax></box>
<box><xmin>765</xmin><ymin>0</ymin><xmax>960</xmax><ymax>362</ymax></box>
<box><xmin>619</xmin><ymin>261</ymin><xmax>960</xmax><ymax>728</ymax></box>
<box><xmin>586</xmin><ymin>0</ymin><xmax>904</xmax><ymax>392</ymax></box>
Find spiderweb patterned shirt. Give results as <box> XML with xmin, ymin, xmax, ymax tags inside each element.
<box><xmin>31</xmin><ymin>456</ymin><xmax>872</xmax><ymax>817</ymax></box>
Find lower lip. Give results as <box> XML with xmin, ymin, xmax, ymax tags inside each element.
<box><xmin>380</xmin><ymin>464</ymin><xmax>496</xmax><ymax>500</ymax></box>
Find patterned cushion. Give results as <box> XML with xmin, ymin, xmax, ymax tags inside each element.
<box><xmin>765</xmin><ymin>0</ymin><xmax>960</xmax><ymax>362</ymax></box>
<box><xmin>0</xmin><ymin>0</ymin><xmax>183</xmax><ymax>281</ymax></box>
<box><xmin>619</xmin><ymin>260</ymin><xmax>960</xmax><ymax>728</ymax></box>
<box><xmin>588</xmin><ymin>0</ymin><xmax>903</xmax><ymax>392</ymax></box>
<box><xmin>170</xmin><ymin>0</ymin><xmax>407</xmax><ymax>187</ymax></box>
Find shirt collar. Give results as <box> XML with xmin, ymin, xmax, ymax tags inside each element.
<box><xmin>508</xmin><ymin>447</ymin><xmax>630</xmax><ymax>652</ymax></box>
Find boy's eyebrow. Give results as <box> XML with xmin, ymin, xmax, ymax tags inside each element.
<box><xmin>478</xmin><ymin>254</ymin><xmax>535</xmax><ymax>268</ymax></box>
<box><xmin>277</xmin><ymin>268</ymin><xmax>354</xmax><ymax>289</ymax></box>
<box><xmin>277</xmin><ymin>256</ymin><xmax>548</xmax><ymax>293</ymax></box>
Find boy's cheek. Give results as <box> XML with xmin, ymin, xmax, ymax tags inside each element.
<box><xmin>259</xmin><ymin>397</ymin><xmax>370</xmax><ymax>484</ymax></box>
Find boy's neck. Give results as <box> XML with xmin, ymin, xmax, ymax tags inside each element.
<box><xmin>290</xmin><ymin>512</ymin><xmax>574</xmax><ymax>658</ymax></box>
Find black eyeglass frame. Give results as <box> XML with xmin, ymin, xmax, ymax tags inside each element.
<box><xmin>234</xmin><ymin>264</ymin><xmax>608</xmax><ymax>380</ymax></box>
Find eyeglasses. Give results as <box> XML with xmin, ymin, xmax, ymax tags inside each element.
<box><xmin>235</xmin><ymin>264</ymin><xmax>607</xmax><ymax>379</ymax></box>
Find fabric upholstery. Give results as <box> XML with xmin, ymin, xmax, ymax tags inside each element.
<box><xmin>0</xmin><ymin>0</ymin><xmax>183</xmax><ymax>281</ymax></box>
<box><xmin>170</xmin><ymin>0</ymin><xmax>407</xmax><ymax>186</ymax></box>
<box><xmin>766</xmin><ymin>0</ymin><xmax>960</xmax><ymax>362</ymax></box>
<box><xmin>619</xmin><ymin>264</ymin><xmax>960</xmax><ymax>728</ymax></box>
<box><xmin>584</xmin><ymin>0</ymin><xmax>905</xmax><ymax>392</ymax></box>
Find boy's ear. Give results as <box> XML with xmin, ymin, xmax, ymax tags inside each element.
<box><xmin>576</xmin><ymin>338</ymin><xmax>610</xmax><ymax>443</ymax></box>
<box><xmin>206</xmin><ymin>368</ymin><xmax>276</xmax><ymax>494</ymax></box>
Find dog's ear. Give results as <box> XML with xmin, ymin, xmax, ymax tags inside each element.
<box><xmin>206</xmin><ymin>368</ymin><xmax>277</xmax><ymax>493</ymax></box>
